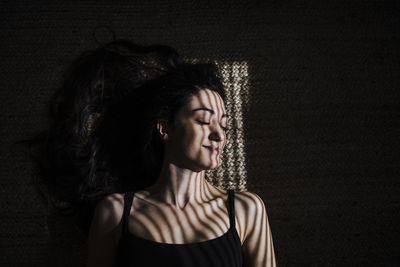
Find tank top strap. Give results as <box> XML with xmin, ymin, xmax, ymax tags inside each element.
<box><xmin>121</xmin><ymin>191</ymin><xmax>135</xmax><ymax>235</ymax></box>
<box><xmin>227</xmin><ymin>189</ymin><xmax>236</xmax><ymax>228</ymax></box>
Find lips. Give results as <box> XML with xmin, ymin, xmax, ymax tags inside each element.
<box><xmin>203</xmin><ymin>146</ymin><xmax>220</xmax><ymax>154</ymax></box>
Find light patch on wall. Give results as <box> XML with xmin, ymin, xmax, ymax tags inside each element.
<box><xmin>205</xmin><ymin>61</ymin><xmax>249</xmax><ymax>192</ymax></box>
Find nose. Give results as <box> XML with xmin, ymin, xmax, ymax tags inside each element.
<box><xmin>209</xmin><ymin>123</ymin><xmax>225</xmax><ymax>143</ymax></box>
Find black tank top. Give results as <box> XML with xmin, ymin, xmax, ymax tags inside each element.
<box><xmin>114</xmin><ymin>189</ymin><xmax>243</xmax><ymax>267</ymax></box>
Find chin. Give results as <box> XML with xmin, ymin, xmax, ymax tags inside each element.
<box><xmin>203</xmin><ymin>158</ymin><xmax>220</xmax><ymax>170</ymax></box>
<box><xmin>188</xmin><ymin>154</ymin><xmax>221</xmax><ymax>171</ymax></box>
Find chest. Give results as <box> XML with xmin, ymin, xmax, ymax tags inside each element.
<box><xmin>127</xmin><ymin>198</ymin><xmax>231</xmax><ymax>244</ymax></box>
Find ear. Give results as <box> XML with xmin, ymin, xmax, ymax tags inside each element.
<box><xmin>157</xmin><ymin>120</ymin><xmax>170</xmax><ymax>142</ymax></box>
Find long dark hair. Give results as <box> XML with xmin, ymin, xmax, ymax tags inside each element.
<box><xmin>21</xmin><ymin>39</ymin><xmax>226</xmax><ymax>234</ymax></box>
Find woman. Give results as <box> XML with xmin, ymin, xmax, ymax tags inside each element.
<box><xmin>29</xmin><ymin>39</ymin><xmax>276</xmax><ymax>266</ymax></box>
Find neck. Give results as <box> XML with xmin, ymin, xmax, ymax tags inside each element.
<box><xmin>143</xmin><ymin>161</ymin><xmax>213</xmax><ymax>210</ymax></box>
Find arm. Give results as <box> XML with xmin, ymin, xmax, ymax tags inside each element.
<box><xmin>87</xmin><ymin>194</ymin><xmax>124</xmax><ymax>267</ymax></box>
<box><xmin>238</xmin><ymin>192</ymin><xmax>276</xmax><ymax>267</ymax></box>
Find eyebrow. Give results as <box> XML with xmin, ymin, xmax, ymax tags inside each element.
<box><xmin>191</xmin><ymin>107</ymin><xmax>229</xmax><ymax>118</ymax></box>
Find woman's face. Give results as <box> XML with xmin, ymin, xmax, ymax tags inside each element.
<box><xmin>163</xmin><ymin>89</ymin><xmax>228</xmax><ymax>172</ymax></box>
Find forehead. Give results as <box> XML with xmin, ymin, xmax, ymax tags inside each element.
<box><xmin>185</xmin><ymin>89</ymin><xmax>225</xmax><ymax>112</ymax></box>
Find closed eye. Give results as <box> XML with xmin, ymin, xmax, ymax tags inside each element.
<box><xmin>196</xmin><ymin>120</ymin><xmax>227</xmax><ymax>131</ymax></box>
<box><xmin>196</xmin><ymin>119</ymin><xmax>209</xmax><ymax>125</ymax></box>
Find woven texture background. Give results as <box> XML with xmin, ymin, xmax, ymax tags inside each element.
<box><xmin>1</xmin><ymin>1</ymin><xmax>399</xmax><ymax>266</ymax></box>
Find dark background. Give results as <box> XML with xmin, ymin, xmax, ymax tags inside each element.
<box><xmin>1</xmin><ymin>0</ymin><xmax>399</xmax><ymax>266</ymax></box>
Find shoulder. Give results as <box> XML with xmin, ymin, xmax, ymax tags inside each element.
<box><xmin>235</xmin><ymin>191</ymin><xmax>266</xmax><ymax>211</ymax></box>
<box><xmin>87</xmin><ymin>193</ymin><xmax>127</xmax><ymax>267</ymax></box>
<box><xmin>233</xmin><ymin>191</ymin><xmax>277</xmax><ymax>265</ymax></box>
<box><xmin>95</xmin><ymin>193</ymin><xmax>125</xmax><ymax>217</ymax></box>
<box><xmin>89</xmin><ymin>193</ymin><xmax>126</xmax><ymax>239</ymax></box>
<box><xmin>232</xmin><ymin>191</ymin><xmax>268</xmax><ymax>242</ymax></box>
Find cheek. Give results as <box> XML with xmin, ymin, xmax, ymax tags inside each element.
<box><xmin>187</xmin><ymin>125</ymin><xmax>205</xmax><ymax>145</ymax></box>
<box><xmin>178</xmin><ymin>125</ymin><xmax>203</xmax><ymax>148</ymax></box>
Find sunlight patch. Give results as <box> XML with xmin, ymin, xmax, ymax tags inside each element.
<box><xmin>205</xmin><ymin>61</ymin><xmax>249</xmax><ymax>192</ymax></box>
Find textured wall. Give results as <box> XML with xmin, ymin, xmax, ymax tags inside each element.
<box><xmin>1</xmin><ymin>1</ymin><xmax>399</xmax><ymax>266</ymax></box>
